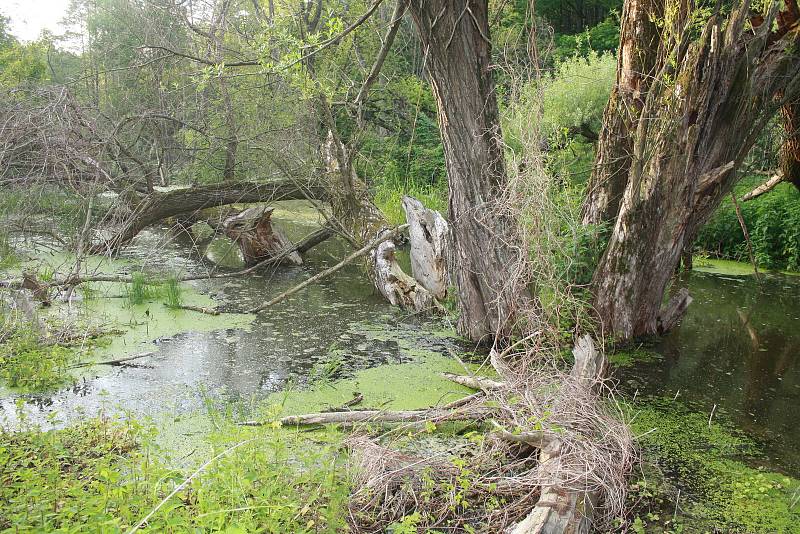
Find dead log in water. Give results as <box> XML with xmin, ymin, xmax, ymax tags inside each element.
<box><xmin>89</xmin><ymin>180</ymin><xmax>325</xmax><ymax>254</ymax></box>
<box><xmin>222</xmin><ymin>205</ymin><xmax>302</xmax><ymax>266</ymax></box>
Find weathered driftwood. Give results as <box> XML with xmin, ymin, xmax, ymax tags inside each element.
<box><xmin>373</xmin><ymin>232</ymin><xmax>434</xmax><ymax>311</ymax></box>
<box><xmin>223</xmin><ymin>206</ymin><xmax>302</xmax><ymax>266</ymax></box>
<box><xmin>279</xmin><ymin>407</ymin><xmax>489</xmax><ymax>426</ymax></box>
<box><xmin>742</xmin><ymin>172</ymin><xmax>785</xmax><ymax>201</ymax></box>
<box><xmin>508</xmin><ymin>334</ymin><xmax>605</xmax><ymax>534</ymax></box>
<box><xmin>166</xmin><ymin>304</ymin><xmax>220</xmax><ymax>315</ymax></box>
<box><xmin>441</xmin><ymin>372</ymin><xmax>505</xmax><ymax>391</ymax></box>
<box><xmin>402</xmin><ymin>195</ymin><xmax>450</xmax><ymax>299</ymax></box>
<box><xmin>68</xmin><ymin>351</ymin><xmax>154</xmax><ymax>369</ymax></box>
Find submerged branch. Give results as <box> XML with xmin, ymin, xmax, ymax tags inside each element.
<box><xmin>248</xmin><ymin>224</ymin><xmax>409</xmax><ymax>313</ymax></box>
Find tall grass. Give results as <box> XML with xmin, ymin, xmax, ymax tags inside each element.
<box><xmin>162</xmin><ymin>276</ymin><xmax>183</xmax><ymax>308</ymax></box>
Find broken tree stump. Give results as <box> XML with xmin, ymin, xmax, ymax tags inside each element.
<box><xmin>402</xmin><ymin>195</ymin><xmax>450</xmax><ymax>300</ymax></box>
<box><xmin>373</xmin><ymin>229</ymin><xmax>435</xmax><ymax>311</ymax></box>
<box><xmin>223</xmin><ymin>205</ymin><xmax>302</xmax><ymax>266</ymax></box>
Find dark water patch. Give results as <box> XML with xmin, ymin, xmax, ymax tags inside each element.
<box><xmin>614</xmin><ymin>271</ymin><xmax>800</xmax><ymax>476</ymax></box>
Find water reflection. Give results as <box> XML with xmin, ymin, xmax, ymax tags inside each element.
<box><xmin>617</xmin><ymin>271</ymin><xmax>800</xmax><ymax>474</ymax></box>
<box><xmin>0</xmin><ymin>208</ymin><xmax>466</xmax><ymax>429</ymax></box>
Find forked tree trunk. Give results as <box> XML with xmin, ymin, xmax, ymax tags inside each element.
<box><xmin>590</xmin><ymin>1</ymin><xmax>800</xmax><ymax>339</ymax></box>
<box><xmin>407</xmin><ymin>0</ymin><xmax>528</xmax><ymax>341</ymax></box>
<box><xmin>582</xmin><ymin>0</ymin><xmax>660</xmax><ymax>226</ymax></box>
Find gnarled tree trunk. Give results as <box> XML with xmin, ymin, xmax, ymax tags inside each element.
<box><xmin>590</xmin><ymin>2</ymin><xmax>800</xmax><ymax>339</ymax></box>
<box><xmin>407</xmin><ymin>0</ymin><xmax>528</xmax><ymax>341</ymax></box>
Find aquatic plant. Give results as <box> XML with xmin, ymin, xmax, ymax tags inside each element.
<box><xmin>623</xmin><ymin>398</ymin><xmax>800</xmax><ymax>533</ymax></box>
<box><xmin>126</xmin><ymin>272</ymin><xmax>155</xmax><ymax>306</ymax></box>
<box><xmin>162</xmin><ymin>276</ymin><xmax>183</xmax><ymax>308</ymax></box>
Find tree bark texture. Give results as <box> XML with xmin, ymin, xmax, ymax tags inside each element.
<box><xmin>407</xmin><ymin>0</ymin><xmax>528</xmax><ymax>341</ymax></box>
<box><xmin>582</xmin><ymin>0</ymin><xmax>661</xmax><ymax>227</ymax></box>
<box><xmin>591</xmin><ymin>2</ymin><xmax>800</xmax><ymax>339</ymax></box>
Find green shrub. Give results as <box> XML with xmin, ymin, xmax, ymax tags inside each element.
<box><xmin>695</xmin><ymin>179</ymin><xmax>800</xmax><ymax>271</ymax></box>
<box><xmin>552</xmin><ymin>18</ymin><xmax>621</xmax><ymax>61</ymax></box>
<box><xmin>0</xmin><ymin>327</ymin><xmax>77</xmax><ymax>390</ymax></box>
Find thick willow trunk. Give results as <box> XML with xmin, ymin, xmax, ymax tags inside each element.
<box><xmin>591</xmin><ymin>2</ymin><xmax>800</xmax><ymax>339</ymax></box>
<box><xmin>408</xmin><ymin>0</ymin><xmax>527</xmax><ymax>341</ymax></box>
<box><xmin>780</xmin><ymin>98</ymin><xmax>800</xmax><ymax>190</ymax></box>
<box><xmin>582</xmin><ymin>0</ymin><xmax>660</xmax><ymax>226</ymax></box>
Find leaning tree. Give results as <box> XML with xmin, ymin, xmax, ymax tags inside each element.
<box><xmin>585</xmin><ymin>0</ymin><xmax>800</xmax><ymax>339</ymax></box>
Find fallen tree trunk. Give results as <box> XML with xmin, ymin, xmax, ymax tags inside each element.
<box><xmin>90</xmin><ymin>180</ymin><xmax>325</xmax><ymax>253</ymax></box>
<box><xmin>508</xmin><ymin>335</ymin><xmax>606</xmax><ymax>534</ymax></box>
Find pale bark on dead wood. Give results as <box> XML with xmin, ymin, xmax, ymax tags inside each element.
<box><xmin>373</xmin><ymin>235</ymin><xmax>434</xmax><ymax>311</ymax></box>
<box><xmin>223</xmin><ymin>205</ymin><xmax>302</xmax><ymax>266</ymax></box>
<box><xmin>508</xmin><ymin>335</ymin><xmax>605</xmax><ymax>534</ymax></box>
<box><xmin>402</xmin><ymin>195</ymin><xmax>450</xmax><ymax>300</ymax></box>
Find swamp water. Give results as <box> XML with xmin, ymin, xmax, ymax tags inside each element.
<box><xmin>0</xmin><ymin>206</ymin><xmax>471</xmax><ymax>443</ymax></box>
<box><xmin>2</xmin><ymin>206</ymin><xmax>800</xmax><ymax>531</ymax></box>
<box><xmin>614</xmin><ymin>264</ymin><xmax>800</xmax><ymax>477</ymax></box>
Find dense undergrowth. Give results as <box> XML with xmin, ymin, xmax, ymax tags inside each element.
<box><xmin>0</xmin><ymin>413</ymin><xmax>350</xmax><ymax>533</ymax></box>
<box><xmin>695</xmin><ymin>178</ymin><xmax>800</xmax><ymax>272</ymax></box>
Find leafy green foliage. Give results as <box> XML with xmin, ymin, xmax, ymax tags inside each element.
<box><xmin>0</xmin><ymin>17</ymin><xmax>47</xmax><ymax>87</ymax></box>
<box><xmin>0</xmin><ymin>414</ymin><xmax>350</xmax><ymax>533</ymax></box>
<box><xmin>0</xmin><ymin>326</ymin><xmax>77</xmax><ymax>390</ymax></box>
<box><xmin>553</xmin><ymin>18</ymin><xmax>621</xmax><ymax>61</ymax></box>
<box><xmin>696</xmin><ymin>179</ymin><xmax>800</xmax><ymax>271</ymax></box>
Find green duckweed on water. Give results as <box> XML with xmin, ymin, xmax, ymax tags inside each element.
<box><xmin>0</xmin><ymin>251</ymin><xmax>253</xmax><ymax>393</ymax></box>
<box><xmin>624</xmin><ymin>397</ymin><xmax>800</xmax><ymax>533</ymax></box>
<box><xmin>0</xmin><ymin>326</ymin><xmax>477</xmax><ymax>533</ymax></box>
<box><xmin>692</xmin><ymin>257</ymin><xmax>800</xmax><ymax>277</ymax></box>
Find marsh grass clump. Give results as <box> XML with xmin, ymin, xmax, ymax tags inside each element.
<box><xmin>126</xmin><ymin>272</ymin><xmax>155</xmax><ymax>306</ymax></box>
<box><xmin>0</xmin><ymin>231</ymin><xmax>19</xmax><ymax>269</ymax></box>
<box><xmin>162</xmin><ymin>276</ymin><xmax>183</xmax><ymax>308</ymax></box>
<box><xmin>126</xmin><ymin>272</ymin><xmax>185</xmax><ymax>308</ymax></box>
